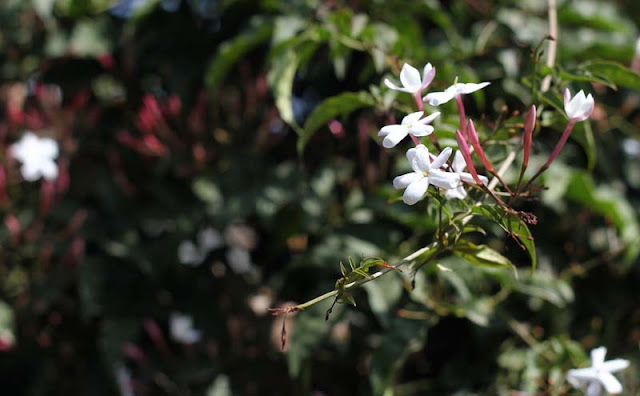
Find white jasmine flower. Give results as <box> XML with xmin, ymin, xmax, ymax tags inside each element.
<box><xmin>564</xmin><ymin>88</ymin><xmax>594</xmax><ymax>122</ymax></box>
<box><xmin>393</xmin><ymin>145</ymin><xmax>460</xmax><ymax>205</ymax></box>
<box><xmin>10</xmin><ymin>131</ymin><xmax>59</xmax><ymax>181</ymax></box>
<box><xmin>384</xmin><ymin>63</ymin><xmax>435</xmax><ymax>95</ymax></box>
<box><xmin>169</xmin><ymin>313</ymin><xmax>201</xmax><ymax>344</ymax></box>
<box><xmin>445</xmin><ymin>151</ymin><xmax>489</xmax><ymax>199</ymax></box>
<box><xmin>566</xmin><ymin>346</ymin><xmax>629</xmax><ymax>396</ymax></box>
<box><xmin>378</xmin><ymin>111</ymin><xmax>440</xmax><ymax>148</ymax></box>
<box><xmin>423</xmin><ymin>82</ymin><xmax>491</xmax><ymax>106</ymax></box>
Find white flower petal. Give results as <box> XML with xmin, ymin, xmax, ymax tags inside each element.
<box><xmin>399</xmin><ymin>63</ymin><xmax>421</xmax><ymax>91</ymax></box>
<box><xmin>21</xmin><ymin>162</ymin><xmax>42</xmax><ymax>181</ymax></box>
<box><xmin>564</xmin><ymin>88</ymin><xmax>572</xmax><ymax>109</ymax></box>
<box><xmin>419</xmin><ymin>111</ymin><xmax>440</xmax><ymax>125</ymax></box>
<box><xmin>585</xmin><ymin>381</ymin><xmax>603</xmax><ymax>396</ymax></box>
<box><xmin>402</xmin><ymin>111</ymin><xmax>424</xmax><ymax>125</ymax></box>
<box><xmin>38</xmin><ymin>138</ymin><xmax>59</xmax><ymax>159</ymax></box>
<box><xmin>567</xmin><ymin>368</ymin><xmax>599</xmax><ymax>385</ymax></box>
<box><xmin>424</xmin><ymin>91</ymin><xmax>456</xmax><ymax>106</ymax></box>
<box><xmin>382</xmin><ymin>129</ymin><xmax>409</xmax><ymax>148</ymax></box>
<box><xmin>591</xmin><ymin>347</ymin><xmax>607</xmax><ymax>368</ymax></box>
<box><xmin>431</xmin><ymin>147</ymin><xmax>453</xmax><ymax>169</ymax></box>
<box><xmin>457</xmin><ymin>82</ymin><xmax>491</xmax><ymax>94</ymax></box>
<box><xmin>598</xmin><ymin>371</ymin><xmax>623</xmax><ymax>394</ymax></box>
<box><xmin>40</xmin><ymin>160</ymin><xmax>59</xmax><ymax>181</ymax></box>
<box><xmin>384</xmin><ymin>79</ymin><xmax>412</xmax><ymax>93</ymax></box>
<box><xmin>408</xmin><ymin>145</ymin><xmax>431</xmax><ymax>172</ymax></box>
<box><xmin>601</xmin><ymin>359</ymin><xmax>630</xmax><ymax>373</ymax></box>
<box><xmin>452</xmin><ymin>151</ymin><xmax>467</xmax><ymax>173</ymax></box>
<box><xmin>421</xmin><ymin>63</ymin><xmax>435</xmax><ymax>89</ymax></box>
<box><xmin>409</xmin><ymin>124</ymin><xmax>433</xmax><ymax>136</ymax></box>
<box><xmin>378</xmin><ymin>124</ymin><xmax>404</xmax><ymax>137</ymax></box>
<box><xmin>403</xmin><ymin>177</ymin><xmax>430</xmax><ymax>205</ymax></box>
<box><xmin>393</xmin><ymin>172</ymin><xmax>422</xmax><ymax>189</ymax></box>
<box><xmin>445</xmin><ymin>186</ymin><xmax>467</xmax><ymax>199</ymax></box>
<box><xmin>428</xmin><ymin>169</ymin><xmax>460</xmax><ymax>189</ymax></box>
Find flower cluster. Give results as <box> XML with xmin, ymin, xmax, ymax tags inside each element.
<box><xmin>381</xmin><ymin>63</ymin><xmax>595</xmax><ymax>206</ymax></box>
<box><xmin>381</xmin><ymin>63</ymin><xmax>490</xmax><ymax>205</ymax></box>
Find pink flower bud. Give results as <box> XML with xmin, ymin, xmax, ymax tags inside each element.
<box><xmin>467</xmin><ymin>120</ymin><xmax>495</xmax><ymax>173</ymax></box>
<box><xmin>456</xmin><ymin>130</ymin><xmax>483</xmax><ymax>185</ymax></box>
<box><xmin>523</xmin><ymin>105</ymin><xmax>536</xmax><ymax>168</ymax></box>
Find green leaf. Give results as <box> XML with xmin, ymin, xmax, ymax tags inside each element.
<box><xmin>470</xmin><ymin>206</ymin><xmax>537</xmax><ymax>271</ymax></box>
<box><xmin>454</xmin><ymin>240</ymin><xmax>516</xmax><ymax>274</ymax></box>
<box><xmin>298</xmin><ymin>91</ymin><xmax>375</xmax><ymax>154</ymax></box>
<box><xmin>268</xmin><ymin>47</ymin><xmax>299</xmax><ymax>128</ymax></box>
<box><xmin>582</xmin><ymin>61</ymin><xmax>640</xmax><ymax>91</ymax></box>
<box><xmin>502</xmin><ymin>214</ymin><xmax>537</xmax><ymax>271</ymax></box>
<box><xmin>206</xmin><ymin>17</ymin><xmax>273</xmax><ymax>91</ymax></box>
<box><xmin>564</xmin><ymin>170</ymin><xmax>640</xmax><ymax>263</ymax></box>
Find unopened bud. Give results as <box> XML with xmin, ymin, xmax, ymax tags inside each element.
<box><xmin>467</xmin><ymin>120</ymin><xmax>495</xmax><ymax>173</ymax></box>
<box><xmin>456</xmin><ymin>130</ymin><xmax>483</xmax><ymax>185</ymax></box>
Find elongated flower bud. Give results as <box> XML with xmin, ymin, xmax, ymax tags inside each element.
<box><xmin>467</xmin><ymin>120</ymin><xmax>495</xmax><ymax>173</ymax></box>
<box><xmin>522</xmin><ymin>105</ymin><xmax>536</xmax><ymax>168</ymax></box>
<box><xmin>456</xmin><ymin>130</ymin><xmax>483</xmax><ymax>184</ymax></box>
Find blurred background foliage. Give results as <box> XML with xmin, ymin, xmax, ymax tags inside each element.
<box><xmin>0</xmin><ymin>0</ymin><xmax>639</xmax><ymax>395</ymax></box>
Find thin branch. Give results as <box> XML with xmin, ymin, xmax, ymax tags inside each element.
<box><xmin>540</xmin><ymin>0</ymin><xmax>558</xmax><ymax>93</ymax></box>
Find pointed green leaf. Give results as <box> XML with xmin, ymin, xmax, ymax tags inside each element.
<box><xmin>502</xmin><ymin>214</ymin><xmax>537</xmax><ymax>271</ymax></box>
<box><xmin>454</xmin><ymin>240</ymin><xmax>517</xmax><ymax>276</ymax></box>
<box><xmin>582</xmin><ymin>61</ymin><xmax>640</xmax><ymax>91</ymax></box>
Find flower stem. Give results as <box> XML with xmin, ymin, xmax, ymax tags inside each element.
<box><xmin>413</xmin><ymin>92</ymin><xmax>440</xmax><ymax>149</ymax></box>
<box><xmin>455</xmin><ymin>95</ymin><xmax>467</xmax><ymax>138</ymax></box>
<box><xmin>280</xmin><ymin>244</ymin><xmax>438</xmax><ymax>313</ymax></box>
<box><xmin>523</xmin><ymin>119</ymin><xmax>576</xmax><ymax>190</ymax></box>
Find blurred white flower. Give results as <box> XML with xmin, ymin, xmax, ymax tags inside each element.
<box><xmin>247</xmin><ymin>291</ymin><xmax>273</xmax><ymax>316</ymax></box>
<box><xmin>566</xmin><ymin>346</ymin><xmax>629</xmax><ymax>396</ymax></box>
<box><xmin>445</xmin><ymin>151</ymin><xmax>488</xmax><ymax>199</ymax></box>
<box><xmin>378</xmin><ymin>111</ymin><xmax>439</xmax><ymax>148</ymax></box>
<box><xmin>178</xmin><ymin>227</ymin><xmax>223</xmax><ymax>266</ymax></box>
<box><xmin>564</xmin><ymin>89</ymin><xmax>594</xmax><ymax>122</ymax></box>
<box><xmin>622</xmin><ymin>138</ymin><xmax>640</xmax><ymax>158</ymax></box>
<box><xmin>197</xmin><ymin>227</ymin><xmax>223</xmax><ymax>251</ymax></box>
<box><xmin>384</xmin><ymin>63</ymin><xmax>435</xmax><ymax>95</ymax></box>
<box><xmin>169</xmin><ymin>313</ymin><xmax>201</xmax><ymax>344</ymax></box>
<box><xmin>226</xmin><ymin>246</ymin><xmax>253</xmax><ymax>274</ymax></box>
<box><xmin>393</xmin><ymin>145</ymin><xmax>459</xmax><ymax>205</ymax></box>
<box><xmin>423</xmin><ymin>82</ymin><xmax>490</xmax><ymax>106</ymax></box>
<box><xmin>10</xmin><ymin>132</ymin><xmax>59</xmax><ymax>181</ymax></box>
